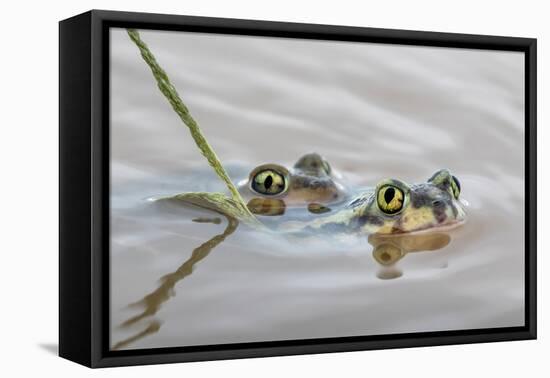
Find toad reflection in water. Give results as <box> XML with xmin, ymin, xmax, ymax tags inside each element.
<box><xmin>113</xmin><ymin>215</ymin><xmax>454</xmax><ymax>349</ymax></box>
<box><xmin>369</xmin><ymin>233</ymin><xmax>451</xmax><ymax>280</ymax></box>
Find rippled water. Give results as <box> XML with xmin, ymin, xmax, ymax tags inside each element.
<box><xmin>109</xmin><ymin>28</ymin><xmax>525</xmax><ymax>350</ymax></box>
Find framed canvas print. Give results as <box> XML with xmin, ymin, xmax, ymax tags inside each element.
<box><xmin>59</xmin><ymin>10</ymin><xmax>537</xmax><ymax>368</ymax></box>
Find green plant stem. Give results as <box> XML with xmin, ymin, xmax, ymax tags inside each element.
<box><xmin>126</xmin><ymin>29</ymin><xmax>260</xmax><ymax>225</ymax></box>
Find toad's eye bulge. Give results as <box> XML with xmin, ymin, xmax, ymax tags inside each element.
<box><xmin>251</xmin><ymin>169</ymin><xmax>287</xmax><ymax>195</ymax></box>
<box><xmin>451</xmin><ymin>175</ymin><xmax>461</xmax><ymax>199</ymax></box>
<box><xmin>377</xmin><ymin>185</ymin><xmax>405</xmax><ymax>214</ymax></box>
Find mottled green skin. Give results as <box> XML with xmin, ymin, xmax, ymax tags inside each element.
<box><xmin>279</xmin><ymin>168</ymin><xmax>466</xmax><ymax>235</ymax></box>
<box><xmin>238</xmin><ymin>153</ymin><xmax>348</xmax><ymax>206</ymax></box>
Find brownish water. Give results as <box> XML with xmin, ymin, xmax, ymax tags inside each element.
<box><xmin>109</xmin><ymin>28</ymin><xmax>525</xmax><ymax>350</ymax></box>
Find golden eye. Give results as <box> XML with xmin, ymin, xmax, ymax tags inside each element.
<box><xmin>251</xmin><ymin>169</ymin><xmax>287</xmax><ymax>195</ymax></box>
<box><xmin>451</xmin><ymin>175</ymin><xmax>461</xmax><ymax>199</ymax></box>
<box><xmin>377</xmin><ymin>185</ymin><xmax>405</xmax><ymax>214</ymax></box>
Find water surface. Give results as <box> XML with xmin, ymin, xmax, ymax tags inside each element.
<box><xmin>109</xmin><ymin>28</ymin><xmax>525</xmax><ymax>350</ymax></box>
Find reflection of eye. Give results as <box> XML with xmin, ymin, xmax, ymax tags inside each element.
<box><xmin>308</xmin><ymin>202</ymin><xmax>331</xmax><ymax>214</ymax></box>
<box><xmin>251</xmin><ymin>169</ymin><xmax>287</xmax><ymax>195</ymax></box>
<box><xmin>373</xmin><ymin>243</ymin><xmax>404</xmax><ymax>266</ymax></box>
<box><xmin>247</xmin><ymin>198</ymin><xmax>286</xmax><ymax>216</ymax></box>
<box><xmin>451</xmin><ymin>175</ymin><xmax>461</xmax><ymax>199</ymax></box>
<box><xmin>377</xmin><ymin>185</ymin><xmax>405</xmax><ymax>214</ymax></box>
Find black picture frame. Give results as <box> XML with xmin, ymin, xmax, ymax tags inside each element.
<box><xmin>59</xmin><ymin>9</ymin><xmax>537</xmax><ymax>368</ymax></box>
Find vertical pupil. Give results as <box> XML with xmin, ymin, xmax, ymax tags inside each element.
<box><xmin>384</xmin><ymin>187</ymin><xmax>395</xmax><ymax>203</ymax></box>
<box><xmin>264</xmin><ymin>175</ymin><xmax>273</xmax><ymax>190</ymax></box>
<box><xmin>452</xmin><ymin>176</ymin><xmax>461</xmax><ymax>192</ymax></box>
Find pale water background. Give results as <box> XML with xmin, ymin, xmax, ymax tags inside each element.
<box><xmin>109</xmin><ymin>28</ymin><xmax>525</xmax><ymax>350</ymax></box>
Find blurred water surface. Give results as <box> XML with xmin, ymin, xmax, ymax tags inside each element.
<box><xmin>109</xmin><ymin>28</ymin><xmax>525</xmax><ymax>350</ymax></box>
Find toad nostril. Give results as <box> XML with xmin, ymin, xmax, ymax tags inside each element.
<box><xmin>432</xmin><ymin>200</ymin><xmax>444</xmax><ymax>207</ymax></box>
